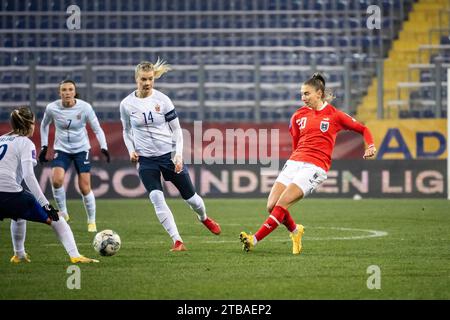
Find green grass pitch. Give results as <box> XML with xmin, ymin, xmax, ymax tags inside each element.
<box><xmin>1</xmin><ymin>198</ymin><xmax>449</xmax><ymax>300</ymax></box>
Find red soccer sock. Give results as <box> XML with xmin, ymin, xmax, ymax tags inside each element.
<box><xmin>282</xmin><ymin>210</ymin><xmax>297</xmax><ymax>233</ymax></box>
<box><xmin>254</xmin><ymin>205</ymin><xmax>288</xmax><ymax>241</ymax></box>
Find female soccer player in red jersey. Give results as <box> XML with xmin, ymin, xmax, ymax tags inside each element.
<box><xmin>240</xmin><ymin>73</ymin><xmax>377</xmax><ymax>254</ymax></box>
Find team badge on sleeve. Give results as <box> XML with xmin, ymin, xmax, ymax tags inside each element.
<box><xmin>32</xmin><ymin>150</ymin><xmax>36</xmax><ymax>159</ymax></box>
<box><xmin>320</xmin><ymin>121</ymin><xmax>329</xmax><ymax>132</ymax></box>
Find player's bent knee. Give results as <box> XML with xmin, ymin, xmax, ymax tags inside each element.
<box><xmin>79</xmin><ymin>185</ymin><xmax>91</xmax><ymax>196</ymax></box>
<box><xmin>52</xmin><ymin>180</ymin><xmax>63</xmax><ymax>188</ymax></box>
<box><xmin>149</xmin><ymin>189</ymin><xmax>165</xmax><ymax>204</ymax></box>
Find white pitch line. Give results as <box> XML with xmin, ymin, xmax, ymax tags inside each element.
<box><xmin>41</xmin><ymin>226</ymin><xmax>388</xmax><ymax>247</ymax></box>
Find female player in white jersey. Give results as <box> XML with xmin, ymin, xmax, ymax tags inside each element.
<box><xmin>39</xmin><ymin>80</ymin><xmax>110</xmax><ymax>232</ymax></box>
<box><xmin>0</xmin><ymin>106</ymin><xmax>98</xmax><ymax>263</ymax></box>
<box><xmin>120</xmin><ymin>59</ymin><xmax>221</xmax><ymax>251</ymax></box>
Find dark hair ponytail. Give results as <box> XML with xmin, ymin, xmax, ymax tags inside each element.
<box><xmin>312</xmin><ymin>72</ymin><xmax>326</xmax><ymax>86</ymax></box>
<box><xmin>304</xmin><ymin>72</ymin><xmax>335</xmax><ymax>103</ymax></box>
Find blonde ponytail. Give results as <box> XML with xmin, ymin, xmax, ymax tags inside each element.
<box><xmin>135</xmin><ymin>57</ymin><xmax>171</xmax><ymax>79</ymax></box>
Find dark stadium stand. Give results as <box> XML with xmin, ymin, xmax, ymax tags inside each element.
<box><xmin>0</xmin><ymin>0</ymin><xmax>418</xmax><ymax>122</ymax></box>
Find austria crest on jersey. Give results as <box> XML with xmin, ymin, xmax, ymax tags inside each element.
<box><xmin>320</xmin><ymin>120</ymin><xmax>329</xmax><ymax>132</ymax></box>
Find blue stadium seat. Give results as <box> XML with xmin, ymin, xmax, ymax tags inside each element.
<box><xmin>0</xmin><ymin>112</ymin><xmax>10</xmax><ymax>121</ymax></box>
<box><xmin>441</xmin><ymin>36</ymin><xmax>450</xmax><ymax>44</ymax></box>
<box><xmin>0</xmin><ymin>0</ymin><xmax>413</xmax><ymax>123</ymax></box>
<box><xmin>422</xmin><ymin>110</ymin><xmax>435</xmax><ymax>118</ymax></box>
<box><xmin>223</xmin><ymin>111</ymin><xmax>234</xmax><ymax>121</ymax></box>
<box><xmin>189</xmin><ymin>111</ymin><xmax>199</xmax><ymax>120</ymax></box>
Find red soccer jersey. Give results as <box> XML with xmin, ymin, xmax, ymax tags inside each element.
<box><xmin>289</xmin><ymin>103</ymin><xmax>374</xmax><ymax>172</ymax></box>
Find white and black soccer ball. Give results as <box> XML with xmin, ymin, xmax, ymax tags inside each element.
<box><xmin>93</xmin><ymin>229</ymin><xmax>121</xmax><ymax>256</ymax></box>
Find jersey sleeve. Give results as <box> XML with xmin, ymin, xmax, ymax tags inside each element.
<box><xmin>40</xmin><ymin>106</ymin><xmax>52</xmax><ymax>147</ymax></box>
<box><xmin>168</xmin><ymin>117</ymin><xmax>183</xmax><ymax>157</ymax></box>
<box><xmin>20</xmin><ymin>138</ymin><xmax>37</xmax><ymax>167</ymax></box>
<box><xmin>289</xmin><ymin>114</ymin><xmax>300</xmax><ymax>152</ymax></box>
<box><xmin>162</xmin><ymin>95</ymin><xmax>178</xmax><ymax>122</ymax></box>
<box><xmin>86</xmin><ymin>104</ymin><xmax>108</xmax><ymax>150</ymax></box>
<box><xmin>337</xmin><ymin>111</ymin><xmax>374</xmax><ymax>147</ymax></box>
<box><xmin>21</xmin><ymin>139</ymin><xmax>48</xmax><ymax>206</ymax></box>
<box><xmin>119</xmin><ymin>100</ymin><xmax>136</xmax><ymax>154</ymax></box>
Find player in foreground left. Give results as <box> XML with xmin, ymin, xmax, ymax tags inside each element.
<box><xmin>0</xmin><ymin>106</ymin><xmax>98</xmax><ymax>264</ymax></box>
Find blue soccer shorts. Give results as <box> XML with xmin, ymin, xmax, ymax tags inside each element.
<box><xmin>0</xmin><ymin>190</ymin><xmax>49</xmax><ymax>223</ymax></box>
<box><xmin>51</xmin><ymin>150</ymin><xmax>91</xmax><ymax>174</ymax></box>
<box><xmin>138</xmin><ymin>152</ymin><xmax>196</xmax><ymax>200</ymax></box>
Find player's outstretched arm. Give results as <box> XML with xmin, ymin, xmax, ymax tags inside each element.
<box><xmin>40</xmin><ymin>109</ymin><xmax>52</xmax><ymax>141</ymax></box>
<box><xmin>22</xmin><ymin>159</ymin><xmax>49</xmax><ymax>207</ymax></box>
<box><xmin>38</xmin><ymin>145</ymin><xmax>48</xmax><ymax>163</ymax></box>
<box><xmin>128</xmin><ymin>151</ymin><xmax>138</xmax><ymax>163</ymax></box>
<box><xmin>42</xmin><ymin>203</ymin><xmax>60</xmax><ymax>222</ymax></box>
<box><xmin>87</xmin><ymin>109</ymin><xmax>109</xmax><ymax>154</ymax></box>
<box><xmin>120</xmin><ymin>101</ymin><xmax>137</xmax><ymax>163</ymax></box>
<box><xmin>363</xmin><ymin>144</ymin><xmax>377</xmax><ymax>159</ymax></box>
<box><xmin>101</xmin><ymin>148</ymin><xmax>110</xmax><ymax>163</ymax></box>
<box><xmin>168</xmin><ymin>117</ymin><xmax>184</xmax><ymax>173</ymax></box>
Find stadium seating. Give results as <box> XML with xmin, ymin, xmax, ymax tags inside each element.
<box><xmin>396</xmin><ymin>34</ymin><xmax>450</xmax><ymax>119</ymax></box>
<box><xmin>0</xmin><ymin>0</ymin><xmax>417</xmax><ymax>122</ymax></box>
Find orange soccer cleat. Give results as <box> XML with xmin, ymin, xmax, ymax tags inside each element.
<box><xmin>202</xmin><ymin>217</ymin><xmax>221</xmax><ymax>235</ymax></box>
<box><xmin>170</xmin><ymin>240</ymin><xmax>187</xmax><ymax>252</ymax></box>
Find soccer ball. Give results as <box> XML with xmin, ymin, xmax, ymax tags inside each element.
<box><xmin>93</xmin><ymin>229</ymin><xmax>121</xmax><ymax>256</ymax></box>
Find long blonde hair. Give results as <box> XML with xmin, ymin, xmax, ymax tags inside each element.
<box><xmin>135</xmin><ymin>57</ymin><xmax>171</xmax><ymax>79</ymax></box>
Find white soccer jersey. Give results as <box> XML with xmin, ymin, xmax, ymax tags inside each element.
<box><xmin>120</xmin><ymin>89</ymin><xmax>179</xmax><ymax>157</ymax></box>
<box><xmin>40</xmin><ymin>99</ymin><xmax>108</xmax><ymax>154</ymax></box>
<box><xmin>0</xmin><ymin>134</ymin><xmax>36</xmax><ymax>192</ymax></box>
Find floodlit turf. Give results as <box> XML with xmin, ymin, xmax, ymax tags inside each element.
<box><xmin>0</xmin><ymin>198</ymin><xmax>449</xmax><ymax>300</ymax></box>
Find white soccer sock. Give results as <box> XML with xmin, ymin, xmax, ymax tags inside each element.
<box><xmin>10</xmin><ymin>219</ymin><xmax>26</xmax><ymax>257</ymax></box>
<box><xmin>149</xmin><ymin>190</ymin><xmax>182</xmax><ymax>243</ymax></box>
<box><xmin>82</xmin><ymin>191</ymin><xmax>96</xmax><ymax>224</ymax></box>
<box><xmin>184</xmin><ymin>193</ymin><xmax>207</xmax><ymax>222</ymax></box>
<box><xmin>52</xmin><ymin>186</ymin><xmax>68</xmax><ymax>217</ymax></box>
<box><xmin>51</xmin><ymin>218</ymin><xmax>80</xmax><ymax>258</ymax></box>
